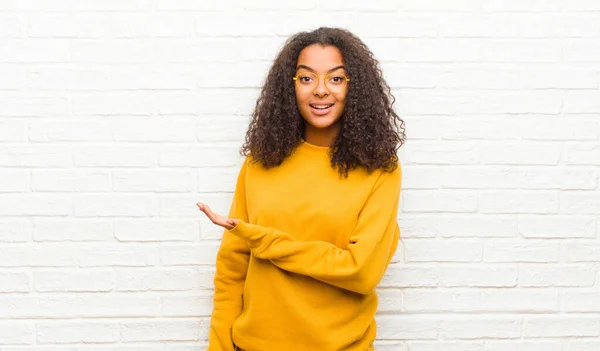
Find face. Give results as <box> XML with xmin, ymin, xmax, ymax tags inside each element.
<box><xmin>294</xmin><ymin>44</ymin><xmax>348</xmax><ymax>139</ymax></box>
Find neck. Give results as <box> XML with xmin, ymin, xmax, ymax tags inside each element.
<box><xmin>303</xmin><ymin>122</ymin><xmax>340</xmax><ymax>147</ymax></box>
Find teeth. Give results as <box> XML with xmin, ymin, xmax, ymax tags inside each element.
<box><xmin>312</xmin><ymin>104</ymin><xmax>332</xmax><ymax>109</ymax></box>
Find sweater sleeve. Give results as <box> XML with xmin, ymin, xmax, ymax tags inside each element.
<box><xmin>208</xmin><ymin>157</ymin><xmax>251</xmax><ymax>351</ymax></box>
<box><xmin>228</xmin><ymin>164</ymin><xmax>402</xmax><ymax>295</ymax></box>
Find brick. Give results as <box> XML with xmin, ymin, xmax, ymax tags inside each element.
<box><xmin>0</xmin><ymin>146</ymin><xmax>71</xmax><ymax>167</ymax></box>
<box><xmin>439</xmin><ymin>316</ymin><xmax>521</xmax><ymax>339</ymax></box>
<box><xmin>31</xmin><ymin>170</ymin><xmax>111</xmax><ymax>192</ymax></box>
<box><xmin>0</xmin><ymin>219</ymin><xmax>32</xmax><ymax>243</ymax></box>
<box><xmin>160</xmin><ymin>243</ymin><xmax>220</xmax><ymax>266</ymax></box>
<box><xmin>120</xmin><ymin>319</ymin><xmax>204</xmax><ymax>341</ymax></box>
<box><xmin>480</xmin><ymin>191</ymin><xmax>559</xmax><ymax>214</ymax></box>
<box><xmin>484</xmin><ymin>240</ymin><xmax>560</xmax><ymax>263</ymax></box>
<box><xmin>161</xmin><ymin>295</ymin><xmax>213</xmax><ymax>317</ymax></box>
<box><xmin>115</xmin><ymin>268</ymin><xmax>202</xmax><ymax>291</ymax></box>
<box><xmin>404</xmin><ymin>239</ymin><xmax>482</xmax><ymax>262</ymax></box>
<box><xmin>440</xmin><ymin>266</ymin><xmax>517</xmax><ymax>287</ymax></box>
<box><xmin>115</xmin><ymin>219</ymin><xmax>199</xmax><ymax>242</ymax></box>
<box><xmin>33</xmin><ymin>219</ymin><xmax>113</xmax><ymax>242</ymax></box>
<box><xmin>0</xmin><ymin>195</ymin><xmax>71</xmax><ymax>216</ymax></box>
<box><xmin>33</xmin><ymin>270</ymin><xmax>113</xmax><ymax>292</ymax></box>
<box><xmin>113</xmin><ymin>170</ymin><xmax>194</xmax><ymax>192</ymax></box>
<box><xmin>0</xmin><ymin>271</ymin><xmax>31</xmax><ymax>292</ymax></box>
<box><xmin>78</xmin><ymin>244</ymin><xmax>161</xmax><ymax>267</ymax></box>
<box><xmin>519</xmin><ymin>265</ymin><xmax>595</xmax><ymax>287</ymax></box>
<box><xmin>523</xmin><ymin>316</ymin><xmax>600</xmax><ymax>337</ymax></box>
<box><xmin>0</xmin><ymin>169</ymin><xmax>29</xmax><ymax>192</ymax></box>
<box><xmin>0</xmin><ymin>321</ymin><xmax>35</xmax><ymax>345</ymax></box>
<box><xmin>402</xmin><ymin>190</ymin><xmax>478</xmax><ymax>213</ymax></box>
<box><xmin>73</xmin><ymin>146</ymin><xmax>157</xmax><ymax>167</ymax></box>
<box><xmin>36</xmin><ymin>321</ymin><xmax>119</xmax><ymax>344</ymax></box>
<box><xmin>381</xmin><ymin>265</ymin><xmax>439</xmax><ymax>288</ymax></box>
<box><xmin>518</xmin><ymin>216</ymin><xmax>596</xmax><ymax>238</ymax></box>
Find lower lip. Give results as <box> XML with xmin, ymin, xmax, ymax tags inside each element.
<box><xmin>310</xmin><ymin>104</ymin><xmax>334</xmax><ymax>115</ymax></box>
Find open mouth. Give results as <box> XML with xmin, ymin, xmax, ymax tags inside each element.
<box><xmin>309</xmin><ymin>103</ymin><xmax>335</xmax><ymax>115</ymax></box>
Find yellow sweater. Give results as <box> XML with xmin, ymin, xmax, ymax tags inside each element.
<box><xmin>208</xmin><ymin>140</ymin><xmax>402</xmax><ymax>351</ymax></box>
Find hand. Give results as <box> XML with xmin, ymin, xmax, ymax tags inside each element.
<box><xmin>196</xmin><ymin>202</ymin><xmax>240</xmax><ymax>230</ymax></box>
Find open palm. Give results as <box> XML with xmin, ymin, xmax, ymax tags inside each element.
<box><xmin>196</xmin><ymin>202</ymin><xmax>239</xmax><ymax>230</ymax></box>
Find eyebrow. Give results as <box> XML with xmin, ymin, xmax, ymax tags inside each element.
<box><xmin>296</xmin><ymin>65</ymin><xmax>346</xmax><ymax>73</ymax></box>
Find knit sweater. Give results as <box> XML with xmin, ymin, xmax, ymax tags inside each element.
<box><xmin>208</xmin><ymin>140</ymin><xmax>402</xmax><ymax>351</ymax></box>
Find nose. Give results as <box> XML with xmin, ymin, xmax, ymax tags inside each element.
<box><xmin>313</xmin><ymin>77</ymin><xmax>329</xmax><ymax>98</ymax></box>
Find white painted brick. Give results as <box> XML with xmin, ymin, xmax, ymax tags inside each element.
<box><xmin>0</xmin><ymin>95</ymin><xmax>70</xmax><ymax>117</ymax></box>
<box><xmin>403</xmin><ymin>240</ymin><xmax>482</xmax><ymax>262</ymax></box>
<box><xmin>29</xmin><ymin>121</ymin><xmax>112</xmax><ymax>141</ymax></box>
<box><xmin>161</xmin><ymin>295</ymin><xmax>213</xmax><ymax>317</ymax></box>
<box><xmin>518</xmin><ymin>168</ymin><xmax>597</xmax><ymax>190</ymax></box>
<box><xmin>36</xmin><ymin>321</ymin><xmax>120</xmax><ymax>344</ymax></box>
<box><xmin>381</xmin><ymin>265</ymin><xmax>439</xmax><ymax>288</ymax></box>
<box><xmin>518</xmin><ymin>216</ymin><xmax>596</xmax><ymax>239</ymax></box>
<box><xmin>402</xmin><ymin>190</ymin><xmax>478</xmax><ymax>213</ymax></box>
<box><xmin>160</xmin><ymin>194</ymin><xmax>231</xmax><ymax>218</ymax></box>
<box><xmin>0</xmin><ymin>322</ymin><xmax>35</xmax><ymax>345</ymax></box>
<box><xmin>33</xmin><ymin>270</ymin><xmax>113</xmax><ymax>292</ymax></box>
<box><xmin>160</xmin><ymin>243</ymin><xmax>220</xmax><ymax>266</ymax></box>
<box><xmin>109</xmin><ymin>67</ymin><xmax>197</xmax><ymax>91</ymax></box>
<box><xmin>398</xmin><ymin>92</ymin><xmax>481</xmax><ymax>115</ymax></box>
<box><xmin>562</xmin><ymin>40</ymin><xmax>600</xmax><ymax>62</ymax></box>
<box><xmin>564</xmin><ymin>242</ymin><xmax>600</xmax><ymax>262</ymax></box>
<box><xmin>560</xmin><ymin>192</ymin><xmax>600</xmax><ymax>215</ymax></box>
<box><xmin>0</xmin><ymin>119</ymin><xmax>27</xmax><ymax>141</ymax></box>
<box><xmin>73</xmin><ymin>146</ymin><xmax>157</xmax><ymax>167</ymax></box>
<box><xmin>442</xmin><ymin>167</ymin><xmax>519</xmax><ymax>189</ymax></box>
<box><xmin>399</xmin><ymin>214</ymin><xmax>518</xmax><ymax>238</ymax></box>
<box><xmin>0</xmin><ymin>169</ymin><xmax>29</xmax><ymax>192</ymax></box>
<box><xmin>481</xmin><ymin>0</ymin><xmax>562</xmax><ymax>12</ymax></box>
<box><xmin>0</xmin><ymin>271</ymin><xmax>31</xmax><ymax>292</ymax></box>
<box><xmin>439</xmin><ymin>316</ymin><xmax>521</xmax><ymax>339</ymax></box>
<box><xmin>484</xmin><ymin>240</ymin><xmax>560</xmax><ymax>263</ymax></box>
<box><xmin>74</xmin><ymin>194</ymin><xmax>158</xmax><ymax>217</ymax></box>
<box><xmin>110</xmin><ymin>13</ymin><xmax>195</xmax><ymax>38</ymax></box>
<box><xmin>404</xmin><ymin>289</ymin><xmax>558</xmax><ymax>312</ymax></box>
<box><xmin>373</xmin><ymin>341</ymin><xmax>407</xmax><ymax>351</ymax></box>
<box><xmin>569</xmin><ymin>340</ymin><xmax>600</xmax><ymax>351</ymax></box>
<box><xmin>78</xmin><ymin>244</ymin><xmax>161</xmax><ymax>267</ymax></box>
<box><xmin>0</xmin><ymin>15</ymin><xmax>24</xmax><ymax>38</ymax></box>
<box><xmin>0</xmin><ymin>67</ymin><xmax>26</xmax><ymax>90</ymax></box>
<box><xmin>115</xmin><ymin>219</ymin><xmax>198</xmax><ymax>242</ymax></box>
<box><xmin>521</xmin><ymin>68</ymin><xmax>600</xmax><ymax>89</ymax></box>
<box><xmin>351</xmin><ymin>15</ymin><xmax>438</xmax><ymax>39</ymax></box>
<box><xmin>159</xmin><ymin>145</ymin><xmax>241</xmax><ymax>167</ymax></box>
<box><xmin>566</xmin><ymin>143</ymin><xmax>600</xmax><ymax>165</ymax></box>
<box><xmin>518</xmin><ymin>264</ymin><xmax>595</xmax><ymax>287</ymax></box>
<box><xmin>402</xmin><ymin>166</ymin><xmax>442</xmax><ymax>189</ymax></box>
<box><xmin>0</xmin><ymin>294</ymin><xmax>161</xmax><ymax>318</ymax></box>
<box><xmin>523</xmin><ymin>14</ymin><xmax>600</xmax><ymax>38</ymax></box>
<box><xmin>377</xmin><ymin>289</ymin><xmax>403</xmax><ymax>312</ymax></box>
<box><xmin>113</xmin><ymin>170</ymin><xmax>194</xmax><ymax>192</ymax></box>
<box><xmin>115</xmin><ymin>268</ymin><xmax>201</xmax><ymax>291</ymax></box>
<box><xmin>521</xmin><ymin>116</ymin><xmax>600</xmax><ymax>140</ymax></box>
<box><xmin>480</xmin><ymin>191</ymin><xmax>559</xmax><ymax>214</ymax></box>
<box><xmin>482</xmin><ymin>92</ymin><xmax>563</xmax><ymax>114</ymax></box>
<box><xmin>0</xmin><ymin>146</ymin><xmax>71</xmax><ymax>167</ymax></box>
<box><xmin>28</xmin><ymin>14</ymin><xmax>111</xmax><ymax>38</ymax></box>
<box><xmin>0</xmin><ymin>39</ymin><xmax>70</xmax><ymax>63</ymax></box>
<box><xmin>31</xmin><ymin>170</ymin><xmax>111</xmax><ymax>192</ymax></box>
<box><xmin>33</xmin><ymin>219</ymin><xmax>113</xmax><ymax>242</ymax></box>
<box><xmin>0</xmin><ymin>219</ymin><xmax>32</xmax><ymax>243</ymax></box>
<box><xmin>120</xmin><ymin>319</ymin><xmax>203</xmax><ymax>342</ymax></box>
<box><xmin>524</xmin><ymin>316</ymin><xmax>600</xmax><ymax>337</ymax></box>
<box><xmin>197</xmin><ymin>167</ymin><xmax>239</xmax><ymax>193</ymax></box>
<box><xmin>401</xmin><ymin>141</ymin><xmax>476</xmax><ymax>164</ymax></box>
<box><xmin>28</xmin><ymin>68</ymin><xmax>110</xmax><ymax>91</ymax></box>
<box><xmin>481</xmin><ymin>40</ymin><xmax>562</xmax><ymax>62</ymax></box>
<box><xmin>402</xmin><ymin>116</ymin><xmax>440</xmax><ymax>140</ymax></box>
<box><xmin>440</xmin><ymin>14</ymin><xmax>520</xmax><ymax>38</ymax></box>
<box><xmin>376</xmin><ymin>315</ymin><xmax>439</xmax><ymax>339</ymax></box>
<box><xmin>71</xmin><ymin>40</ymin><xmax>157</xmax><ymax>63</ymax></box>
<box><xmin>440</xmin><ymin>69</ymin><xmax>520</xmax><ymax>90</ymax></box>
<box><xmin>155</xmin><ymin>0</ymin><xmax>234</xmax><ymax>10</ymax></box>
<box><xmin>408</xmin><ymin>341</ymin><xmax>482</xmax><ymax>351</ymax></box>
<box><xmin>484</xmin><ymin>341</ymin><xmax>562</xmax><ymax>351</ymax></box>
<box><xmin>563</xmin><ymin>292</ymin><xmax>600</xmax><ymax>312</ymax></box>
<box><xmin>0</xmin><ymin>244</ymin><xmax>78</xmax><ymax>267</ymax></box>
<box><xmin>0</xmin><ymin>194</ymin><xmax>71</xmax><ymax>216</ymax></box>
<box><xmin>157</xmin><ymin>38</ymin><xmax>283</xmax><ymax>62</ymax></box>
<box><xmin>195</xmin><ymin>12</ymin><xmax>278</xmax><ymax>37</ymax></box>
<box><xmin>196</xmin><ymin>116</ymin><xmax>257</xmax><ymax>143</ymax></box>
<box><xmin>564</xmin><ymin>92</ymin><xmax>600</xmax><ymax>115</ymax></box>
<box><xmin>440</xmin><ymin>266</ymin><xmax>517</xmax><ymax>287</ymax></box>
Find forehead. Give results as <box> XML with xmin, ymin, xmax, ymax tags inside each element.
<box><xmin>296</xmin><ymin>44</ymin><xmax>344</xmax><ymax>71</ymax></box>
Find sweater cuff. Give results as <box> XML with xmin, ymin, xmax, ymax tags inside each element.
<box><xmin>228</xmin><ymin>221</ymin><xmax>272</xmax><ymax>255</ymax></box>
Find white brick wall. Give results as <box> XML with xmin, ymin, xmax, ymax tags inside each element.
<box><xmin>0</xmin><ymin>0</ymin><xmax>599</xmax><ymax>350</ymax></box>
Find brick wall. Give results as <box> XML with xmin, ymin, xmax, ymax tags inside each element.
<box><xmin>1</xmin><ymin>1</ymin><xmax>599</xmax><ymax>350</ymax></box>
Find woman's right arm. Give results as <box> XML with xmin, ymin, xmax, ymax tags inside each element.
<box><xmin>208</xmin><ymin>158</ymin><xmax>251</xmax><ymax>351</ymax></box>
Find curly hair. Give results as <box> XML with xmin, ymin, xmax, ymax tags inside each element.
<box><xmin>240</xmin><ymin>27</ymin><xmax>406</xmax><ymax>178</ymax></box>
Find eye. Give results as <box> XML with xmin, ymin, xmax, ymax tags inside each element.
<box><xmin>296</xmin><ymin>73</ymin><xmax>315</xmax><ymax>84</ymax></box>
<box><xmin>328</xmin><ymin>75</ymin><xmax>346</xmax><ymax>85</ymax></box>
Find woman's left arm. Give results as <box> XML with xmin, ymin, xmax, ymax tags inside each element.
<box><xmin>228</xmin><ymin>166</ymin><xmax>402</xmax><ymax>295</ymax></box>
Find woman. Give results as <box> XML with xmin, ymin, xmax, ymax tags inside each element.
<box><xmin>197</xmin><ymin>27</ymin><xmax>406</xmax><ymax>351</ymax></box>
